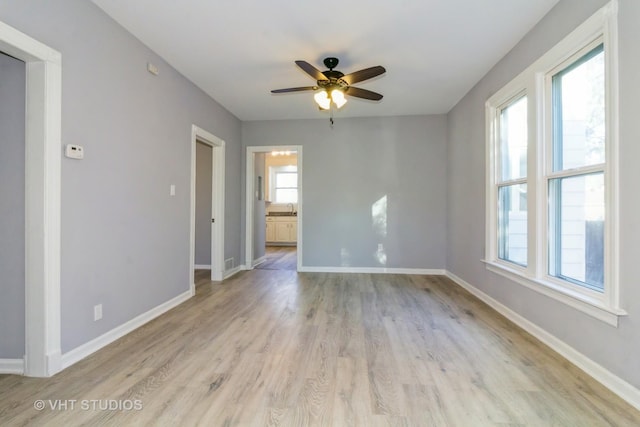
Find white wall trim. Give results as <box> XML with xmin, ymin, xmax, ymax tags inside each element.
<box><xmin>445</xmin><ymin>270</ymin><xmax>640</xmax><ymax>412</ymax></box>
<box><xmin>252</xmin><ymin>255</ymin><xmax>267</xmax><ymax>268</ymax></box>
<box><xmin>190</xmin><ymin>125</ymin><xmax>226</xmax><ymax>292</ymax></box>
<box><xmin>298</xmin><ymin>266</ymin><xmax>446</xmax><ymax>275</ymax></box>
<box><xmin>0</xmin><ymin>359</ymin><xmax>25</xmax><ymax>375</ymax></box>
<box><xmin>223</xmin><ymin>265</ymin><xmax>244</xmax><ymax>280</ymax></box>
<box><xmin>195</xmin><ymin>264</ymin><xmax>212</xmax><ymax>270</ymax></box>
<box><xmin>60</xmin><ymin>290</ymin><xmax>192</xmax><ymax>370</ymax></box>
<box><xmin>483</xmin><ymin>260</ymin><xmax>624</xmax><ymax>326</ymax></box>
<box><xmin>0</xmin><ymin>20</ymin><xmax>62</xmax><ymax>377</ymax></box>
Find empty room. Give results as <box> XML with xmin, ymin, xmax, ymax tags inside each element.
<box><xmin>1</xmin><ymin>0</ymin><xmax>639</xmax><ymax>425</ymax></box>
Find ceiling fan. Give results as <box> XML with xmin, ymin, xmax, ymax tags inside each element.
<box><xmin>271</xmin><ymin>57</ymin><xmax>386</xmax><ymax>111</ymax></box>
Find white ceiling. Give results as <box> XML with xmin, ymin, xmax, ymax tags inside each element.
<box><xmin>92</xmin><ymin>0</ymin><xmax>560</xmax><ymax>121</ymax></box>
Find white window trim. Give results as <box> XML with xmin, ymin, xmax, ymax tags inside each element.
<box><xmin>485</xmin><ymin>0</ymin><xmax>625</xmax><ymax>327</ymax></box>
<box><xmin>269</xmin><ymin>165</ymin><xmax>298</xmax><ymax>204</ymax></box>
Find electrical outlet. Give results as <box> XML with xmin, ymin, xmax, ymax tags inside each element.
<box><xmin>94</xmin><ymin>304</ymin><xmax>102</xmax><ymax>321</ymax></box>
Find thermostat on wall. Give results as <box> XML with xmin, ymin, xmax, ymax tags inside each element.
<box><xmin>65</xmin><ymin>144</ymin><xmax>84</xmax><ymax>159</ymax></box>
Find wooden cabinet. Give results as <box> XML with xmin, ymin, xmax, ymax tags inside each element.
<box><xmin>266</xmin><ymin>216</ymin><xmax>297</xmax><ymax>244</ymax></box>
<box><xmin>266</xmin><ymin>221</ymin><xmax>276</xmax><ymax>242</ymax></box>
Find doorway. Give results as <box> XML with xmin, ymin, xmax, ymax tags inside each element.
<box><xmin>245</xmin><ymin>146</ymin><xmax>302</xmax><ymax>271</ymax></box>
<box><xmin>194</xmin><ymin>141</ymin><xmax>213</xmax><ymax>271</ymax></box>
<box><xmin>189</xmin><ymin>125</ymin><xmax>225</xmax><ymax>292</ymax></box>
<box><xmin>0</xmin><ymin>21</ymin><xmax>62</xmax><ymax>377</ymax></box>
<box><xmin>0</xmin><ymin>51</ymin><xmax>26</xmax><ymax>372</ymax></box>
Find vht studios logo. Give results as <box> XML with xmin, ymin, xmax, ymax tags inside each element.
<box><xmin>34</xmin><ymin>399</ymin><xmax>143</xmax><ymax>411</ymax></box>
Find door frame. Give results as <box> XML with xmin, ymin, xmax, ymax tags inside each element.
<box><xmin>245</xmin><ymin>145</ymin><xmax>302</xmax><ymax>270</ymax></box>
<box><xmin>190</xmin><ymin>125</ymin><xmax>225</xmax><ymax>291</ymax></box>
<box><xmin>0</xmin><ymin>21</ymin><xmax>62</xmax><ymax>376</ymax></box>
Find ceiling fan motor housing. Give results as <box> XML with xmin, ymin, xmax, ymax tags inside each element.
<box><xmin>323</xmin><ymin>57</ymin><xmax>339</xmax><ymax>70</ymax></box>
<box><xmin>319</xmin><ymin>58</ymin><xmax>347</xmax><ymax>90</ymax></box>
<box><xmin>318</xmin><ymin>57</ymin><xmax>349</xmax><ymax>91</ymax></box>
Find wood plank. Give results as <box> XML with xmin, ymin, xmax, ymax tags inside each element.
<box><xmin>1</xmin><ymin>271</ymin><xmax>638</xmax><ymax>425</ymax></box>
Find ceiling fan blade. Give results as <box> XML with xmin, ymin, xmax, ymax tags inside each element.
<box><xmin>295</xmin><ymin>60</ymin><xmax>329</xmax><ymax>81</ymax></box>
<box><xmin>341</xmin><ymin>66</ymin><xmax>386</xmax><ymax>85</ymax></box>
<box><xmin>271</xmin><ymin>86</ymin><xmax>318</xmax><ymax>94</ymax></box>
<box><xmin>345</xmin><ymin>86</ymin><xmax>383</xmax><ymax>101</ymax></box>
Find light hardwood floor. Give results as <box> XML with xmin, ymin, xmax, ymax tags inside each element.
<box><xmin>255</xmin><ymin>246</ymin><xmax>297</xmax><ymax>271</ymax></box>
<box><xmin>1</xmin><ymin>270</ymin><xmax>639</xmax><ymax>426</ymax></box>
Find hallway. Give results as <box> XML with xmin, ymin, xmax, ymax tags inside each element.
<box><xmin>255</xmin><ymin>246</ymin><xmax>297</xmax><ymax>271</ymax></box>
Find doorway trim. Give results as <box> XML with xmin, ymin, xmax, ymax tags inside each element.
<box><xmin>245</xmin><ymin>145</ymin><xmax>302</xmax><ymax>271</ymax></box>
<box><xmin>0</xmin><ymin>21</ymin><xmax>62</xmax><ymax>376</ymax></box>
<box><xmin>190</xmin><ymin>125</ymin><xmax>225</xmax><ymax>291</ymax></box>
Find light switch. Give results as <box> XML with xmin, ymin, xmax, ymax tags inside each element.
<box><xmin>94</xmin><ymin>304</ymin><xmax>102</xmax><ymax>321</ymax></box>
<box><xmin>170</xmin><ymin>184</ymin><xmax>176</xmax><ymax>196</ymax></box>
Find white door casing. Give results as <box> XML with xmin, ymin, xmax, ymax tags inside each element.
<box><xmin>190</xmin><ymin>125</ymin><xmax>225</xmax><ymax>290</ymax></box>
<box><xmin>0</xmin><ymin>21</ymin><xmax>62</xmax><ymax>377</ymax></box>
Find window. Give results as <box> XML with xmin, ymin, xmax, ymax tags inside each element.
<box><xmin>485</xmin><ymin>1</ymin><xmax>623</xmax><ymax>325</ymax></box>
<box><xmin>548</xmin><ymin>44</ymin><xmax>605</xmax><ymax>291</ymax></box>
<box><xmin>270</xmin><ymin>166</ymin><xmax>298</xmax><ymax>203</ymax></box>
<box><xmin>497</xmin><ymin>96</ymin><xmax>528</xmax><ymax>267</ymax></box>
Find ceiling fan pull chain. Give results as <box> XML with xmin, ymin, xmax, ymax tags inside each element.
<box><xmin>330</xmin><ymin>105</ymin><xmax>334</xmax><ymax>128</ymax></box>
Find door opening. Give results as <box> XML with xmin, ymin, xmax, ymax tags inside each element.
<box><xmin>245</xmin><ymin>146</ymin><xmax>302</xmax><ymax>271</ymax></box>
<box><xmin>0</xmin><ymin>51</ymin><xmax>26</xmax><ymax>373</ymax></box>
<box><xmin>0</xmin><ymin>21</ymin><xmax>62</xmax><ymax>377</ymax></box>
<box><xmin>189</xmin><ymin>126</ymin><xmax>225</xmax><ymax>292</ymax></box>
<box><xmin>194</xmin><ymin>141</ymin><xmax>213</xmax><ymax>274</ymax></box>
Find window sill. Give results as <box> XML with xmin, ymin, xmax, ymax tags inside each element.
<box><xmin>482</xmin><ymin>260</ymin><xmax>626</xmax><ymax>327</ymax></box>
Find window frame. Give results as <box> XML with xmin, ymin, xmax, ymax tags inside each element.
<box><xmin>269</xmin><ymin>165</ymin><xmax>298</xmax><ymax>204</ymax></box>
<box><xmin>484</xmin><ymin>0</ymin><xmax>624</xmax><ymax>326</ymax></box>
<box><xmin>494</xmin><ymin>92</ymin><xmax>529</xmax><ymax>268</ymax></box>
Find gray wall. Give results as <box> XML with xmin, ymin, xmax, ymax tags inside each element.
<box><xmin>0</xmin><ymin>0</ymin><xmax>242</xmax><ymax>353</ymax></box>
<box><xmin>195</xmin><ymin>142</ymin><xmax>212</xmax><ymax>266</ymax></box>
<box><xmin>253</xmin><ymin>152</ymin><xmax>266</xmax><ymax>262</ymax></box>
<box><xmin>243</xmin><ymin>115</ymin><xmax>447</xmax><ymax>269</ymax></box>
<box><xmin>447</xmin><ymin>0</ymin><xmax>640</xmax><ymax>388</ymax></box>
<box><xmin>0</xmin><ymin>52</ymin><xmax>26</xmax><ymax>359</ymax></box>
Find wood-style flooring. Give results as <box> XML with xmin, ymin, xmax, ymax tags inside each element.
<box><xmin>255</xmin><ymin>246</ymin><xmax>297</xmax><ymax>271</ymax></box>
<box><xmin>1</xmin><ymin>270</ymin><xmax>639</xmax><ymax>426</ymax></box>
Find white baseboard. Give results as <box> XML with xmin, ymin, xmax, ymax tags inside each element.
<box><xmin>47</xmin><ymin>350</ymin><xmax>62</xmax><ymax>376</ymax></box>
<box><xmin>445</xmin><ymin>270</ymin><xmax>640</xmax><ymax>412</ymax></box>
<box><xmin>252</xmin><ymin>255</ymin><xmax>267</xmax><ymax>268</ymax></box>
<box><xmin>60</xmin><ymin>289</ymin><xmax>193</xmax><ymax>370</ymax></box>
<box><xmin>298</xmin><ymin>266</ymin><xmax>446</xmax><ymax>275</ymax></box>
<box><xmin>195</xmin><ymin>264</ymin><xmax>211</xmax><ymax>269</ymax></box>
<box><xmin>0</xmin><ymin>358</ymin><xmax>24</xmax><ymax>375</ymax></box>
<box><xmin>223</xmin><ymin>265</ymin><xmax>244</xmax><ymax>280</ymax></box>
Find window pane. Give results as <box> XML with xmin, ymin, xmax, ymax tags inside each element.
<box><xmin>498</xmin><ymin>184</ymin><xmax>527</xmax><ymax>266</ymax></box>
<box><xmin>548</xmin><ymin>173</ymin><xmax>604</xmax><ymax>291</ymax></box>
<box><xmin>500</xmin><ymin>96</ymin><xmax>527</xmax><ymax>181</ymax></box>
<box><xmin>275</xmin><ymin>189</ymin><xmax>298</xmax><ymax>203</ymax></box>
<box><xmin>552</xmin><ymin>44</ymin><xmax>605</xmax><ymax>171</ymax></box>
<box><xmin>276</xmin><ymin>172</ymin><xmax>297</xmax><ymax>188</ymax></box>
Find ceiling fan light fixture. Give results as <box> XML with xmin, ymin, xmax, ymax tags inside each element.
<box><xmin>314</xmin><ymin>90</ymin><xmax>331</xmax><ymax>110</ymax></box>
<box><xmin>331</xmin><ymin>89</ymin><xmax>347</xmax><ymax>108</ymax></box>
<box><xmin>272</xmin><ymin>58</ymin><xmax>385</xmax><ymax>120</ymax></box>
